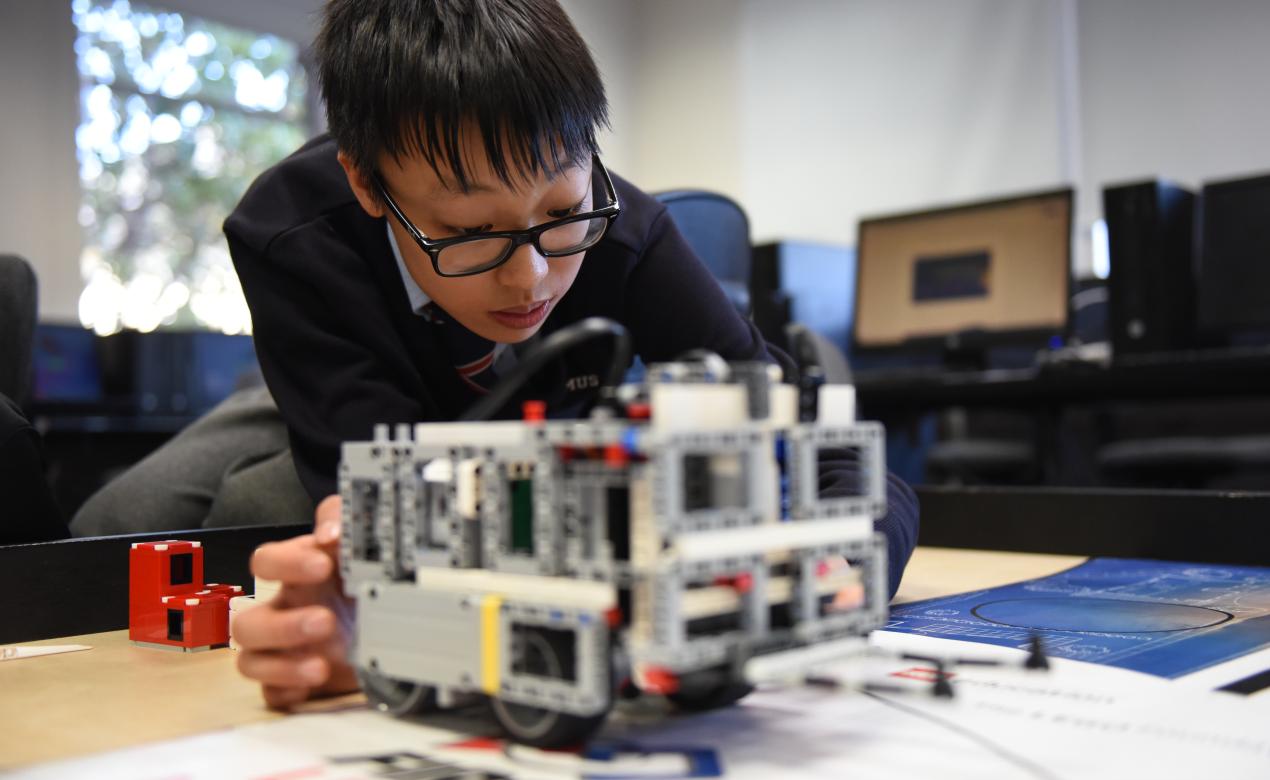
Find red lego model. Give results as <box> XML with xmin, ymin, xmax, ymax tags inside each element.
<box><xmin>129</xmin><ymin>540</ymin><xmax>242</xmax><ymax>652</ymax></box>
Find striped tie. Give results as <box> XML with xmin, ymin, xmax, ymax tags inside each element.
<box><xmin>423</xmin><ymin>303</ymin><xmax>499</xmax><ymax>394</ymax></box>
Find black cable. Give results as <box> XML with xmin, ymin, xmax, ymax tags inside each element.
<box><xmin>459</xmin><ymin>317</ymin><xmax>632</xmax><ymax>422</ymax></box>
<box><xmin>861</xmin><ymin>690</ymin><xmax>1065</xmax><ymax>780</ymax></box>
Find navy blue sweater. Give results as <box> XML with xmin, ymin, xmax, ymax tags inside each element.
<box><xmin>225</xmin><ymin>135</ymin><xmax>918</xmax><ymax>596</ymax></box>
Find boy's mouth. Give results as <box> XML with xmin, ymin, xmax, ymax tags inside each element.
<box><xmin>489</xmin><ymin>299</ymin><xmax>551</xmax><ymax>329</ymax></box>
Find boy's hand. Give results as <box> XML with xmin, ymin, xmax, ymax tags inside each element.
<box><xmin>234</xmin><ymin>495</ymin><xmax>360</xmax><ymax>709</ymax></box>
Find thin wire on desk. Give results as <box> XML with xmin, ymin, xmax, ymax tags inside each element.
<box><xmin>862</xmin><ymin>690</ymin><xmax>1064</xmax><ymax>780</ymax></box>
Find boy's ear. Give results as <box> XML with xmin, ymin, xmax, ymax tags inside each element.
<box><xmin>337</xmin><ymin>150</ymin><xmax>386</xmax><ymax>218</ymax></box>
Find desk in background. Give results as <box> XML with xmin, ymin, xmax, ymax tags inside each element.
<box><xmin>856</xmin><ymin>345</ymin><xmax>1270</xmax><ymax>488</ymax></box>
<box><xmin>855</xmin><ymin>344</ymin><xmax>1270</xmax><ymax>413</ymax></box>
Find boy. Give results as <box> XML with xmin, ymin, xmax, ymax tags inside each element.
<box><xmin>232</xmin><ymin>0</ymin><xmax>918</xmax><ymax>707</ymax></box>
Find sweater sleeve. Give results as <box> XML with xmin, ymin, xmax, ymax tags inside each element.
<box><xmin>226</xmin><ymin>226</ymin><xmax>437</xmax><ymax>502</ymax></box>
<box><xmin>818</xmin><ymin>447</ymin><xmax>920</xmax><ymax>600</ymax></box>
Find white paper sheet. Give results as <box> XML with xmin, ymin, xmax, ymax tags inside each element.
<box><xmin>13</xmin><ymin>635</ymin><xmax>1270</xmax><ymax>779</ymax></box>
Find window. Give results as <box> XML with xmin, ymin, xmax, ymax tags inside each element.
<box><xmin>72</xmin><ymin>0</ymin><xmax>314</xmax><ymax>335</ymax></box>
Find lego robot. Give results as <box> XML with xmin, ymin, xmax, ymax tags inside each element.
<box><xmin>339</xmin><ymin>346</ymin><xmax>889</xmax><ymax>747</ymax></box>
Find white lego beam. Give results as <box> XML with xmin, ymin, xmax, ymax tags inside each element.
<box><xmin>769</xmin><ymin>384</ymin><xmax>799</xmax><ymax>427</ymax></box>
<box><xmin>413</xmin><ymin>421</ymin><xmax>529</xmax><ymax>447</ymax></box>
<box><xmin>681</xmin><ymin>570</ymin><xmax>864</xmax><ymax>620</ymax></box>
<box><xmin>456</xmin><ymin>458</ymin><xmax>480</xmax><ymax>520</ymax></box>
<box><xmin>651</xmin><ymin>384</ymin><xmax>749</xmax><ymax>431</ymax></box>
<box><xmin>416</xmin><ymin>568</ymin><xmax>617</xmax><ymax>612</ymax></box>
<box><xmin>817</xmin><ymin>385</ymin><xmax>856</xmax><ymax>424</ymax></box>
<box><xmin>672</xmin><ymin>517</ymin><xmax>872</xmax><ymax>562</ymax></box>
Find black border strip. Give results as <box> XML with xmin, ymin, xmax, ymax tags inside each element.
<box><xmin>914</xmin><ymin>485</ymin><xmax>1270</xmax><ymax>566</ymax></box>
<box><xmin>0</xmin><ymin>524</ymin><xmax>308</xmax><ymax>643</ymax></box>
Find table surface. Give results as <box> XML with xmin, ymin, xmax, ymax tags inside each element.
<box><xmin>0</xmin><ymin>547</ymin><xmax>1086</xmax><ymax>769</ymax></box>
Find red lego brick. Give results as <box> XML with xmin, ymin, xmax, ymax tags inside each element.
<box><xmin>640</xmin><ymin>665</ymin><xmax>680</xmax><ymax>695</ymax></box>
<box><xmin>128</xmin><ymin>540</ymin><xmax>238</xmax><ymax>650</ymax></box>
<box><xmin>180</xmin><ymin>597</ymin><xmax>231</xmax><ymax>648</ymax></box>
<box><xmin>202</xmin><ymin>583</ymin><xmax>244</xmax><ymax>599</ymax></box>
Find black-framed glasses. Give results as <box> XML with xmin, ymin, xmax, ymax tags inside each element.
<box><xmin>374</xmin><ymin>154</ymin><xmax>621</xmax><ymax>278</ymax></box>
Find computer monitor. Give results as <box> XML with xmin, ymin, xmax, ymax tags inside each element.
<box><xmin>188</xmin><ymin>332</ymin><xmax>260</xmax><ymax>415</ymax></box>
<box><xmin>852</xmin><ymin>188</ymin><xmax>1073</xmax><ymax>361</ymax></box>
<box><xmin>96</xmin><ymin>329</ymin><xmax>261</xmax><ymax>416</ymax></box>
<box><xmin>30</xmin><ymin>323</ymin><xmax>104</xmax><ymax>406</ymax></box>
<box><xmin>778</xmin><ymin>242</ymin><xmax>855</xmax><ymax>355</ymax></box>
<box><xmin>750</xmin><ymin>241</ymin><xmax>856</xmax><ymax>358</ymax></box>
<box><xmin>1197</xmin><ymin>172</ymin><xmax>1270</xmax><ymax>344</ymax></box>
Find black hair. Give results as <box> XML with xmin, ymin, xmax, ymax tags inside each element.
<box><xmin>315</xmin><ymin>0</ymin><xmax>609</xmax><ymax>192</ymax></box>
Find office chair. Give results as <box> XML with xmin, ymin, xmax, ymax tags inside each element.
<box><xmin>0</xmin><ymin>254</ymin><xmax>38</xmax><ymax>405</ymax></box>
<box><xmin>1098</xmin><ymin>435</ymin><xmax>1270</xmax><ymax>489</ymax></box>
<box><xmin>1094</xmin><ymin>397</ymin><xmax>1270</xmax><ymax>491</ymax></box>
<box><xmin>653</xmin><ymin>192</ymin><xmax>856</xmax><ymax>390</ymax></box>
<box><xmin>923</xmin><ymin>409</ymin><xmax>1040</xmax><ymax>486</ymax></box>
<box><xmin>0</xmin><ymin>253</ymin><xmax>70</xmax><ymax>543</ymax></box>
<box><xmin>653</xmin><ymin>190</ymin><xmax>752</xmax><ymax>316</ymax></box>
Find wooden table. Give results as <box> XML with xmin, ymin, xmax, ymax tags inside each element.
<box><xmin>0</xmin><ymin>547</ymin><xmax>1084</xmax><ymax>769</ymax></box>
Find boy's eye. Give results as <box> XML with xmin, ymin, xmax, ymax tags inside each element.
<box><xmin>441</xmin><ymin>195</ymin><xmax>586</xmax><ymax>236</ymax></box>
<box><xmin>445</xmin><ymin>223</ymin><xmax>493</xmax><ymax>237</ymax></box>
<box><xmin>548</xmin><ymin>197</ymin><xmax>588</xmax><ymax>219</ymax></box>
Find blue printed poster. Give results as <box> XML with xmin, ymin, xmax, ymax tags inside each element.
<box><xmin>884</xmin><ymin>558</ymin><xmax>1270</xmax><ymax>678</ymax></box>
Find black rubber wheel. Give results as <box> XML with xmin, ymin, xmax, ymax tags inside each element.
<box><xmin>489</xmin><ymin>628</ymin><xmax>611</xmax><ymax>748</ymax></box>
<box><xmin>358</xmin><ymin>667</ymin><xmax>438</xmax><ymax>717</ymax></box>
<box><xmin>667</xmin><ymin>668</ymin><xmax>754</xmax><ymax>712</ymax></box>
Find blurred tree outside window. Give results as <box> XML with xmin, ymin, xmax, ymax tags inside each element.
<box><xmin>72</xmin><ymin>0</ymin><xmax>314</xmax><ymax>335</ymax></box>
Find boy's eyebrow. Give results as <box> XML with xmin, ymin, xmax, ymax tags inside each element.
<box><xmin>430</xmin><ymin>163</ymin><xmax>572</xmax><ymax>197</ymax></box>
<box><xmin>431</xmin><ymin>178</ymin><xmax>497</xmax><ymax>197</ymax></box>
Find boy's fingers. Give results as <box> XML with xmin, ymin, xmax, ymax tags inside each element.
<box><xmin>322</xmin><ymin>661</ymin><xmax>362</xmax><ymax>696</ymax></box>
<box><xmin>238</xmin><ymin>650</ymin><xmax>329</xmax><ymax>689</ymax></box>
<box><xmin>233</xmin><ymin>604</ymin><xmax>335</xmax><ymax>651</ymax></box>
<box><xmin>250</xmin><ymin>540</ymin><xmax>332</xmax><ymax>584</ymax></box>
<box><xmin>262</xmin><ymin>683</ymin><xmax>313</xmax><ymax>710</ymax></box>
<box><xmin>314</xmin><ymin>495</ymin><xmax>342</xmax><ymax>548</ymax></box>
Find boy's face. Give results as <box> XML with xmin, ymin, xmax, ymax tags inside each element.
<box><xmin>339</xmin><ymin>127</ymin><xmax>593</xmax><ymax>344</ymax></box>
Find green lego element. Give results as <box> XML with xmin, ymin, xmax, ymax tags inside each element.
<box><xmin>510</xmin><ymin>478</ymin><xmax>535</xmax><ymax>554</ymax></box>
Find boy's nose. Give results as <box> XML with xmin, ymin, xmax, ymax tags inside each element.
<box><xmin>495</xmin><ymin>241</ymin><xmax>549</xmax><ymax>291</ymax></box>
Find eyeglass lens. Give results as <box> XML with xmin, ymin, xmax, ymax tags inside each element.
<box><xmin>436</xmin><ymin>216</ymin><xmax>609</xmax><ymax>275</ymax></box>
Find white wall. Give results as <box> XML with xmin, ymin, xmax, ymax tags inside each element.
<box><xmin>0</xmin><ymin>0</ymin><xmax>83</xmax><ymax>321</ymax></box>
<box><xmin>736</xmin><ymin>0</ymin><xmax>1066</xmax><ymax>246</ymax></box>
<box><xmin>623</xmin><ymin>0</ymin><xmax>747</xmax><ymax>201</ymax></box>
<box><xmin>596</xmin><ymin>0</ymin><xmax>1071</xmax><ymax>263</ymax></box>
<box><xmin>557</xmin><ymin>0</ymin><xmax>638</xmax><ymax>176</ymax></box>
<box><xmin>1076</xmin><ymin>0</ymin><xmax>1270</xmax><ymax>235</ymax></box>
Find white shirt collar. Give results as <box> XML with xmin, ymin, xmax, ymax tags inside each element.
<box><xmin>385</xmin><ymin>219</ymin><xmax>516</xmax><ymax>370</ymax></box>
<box><xmin>386</xmin><ymin>220</ymin><xmax>432</xmax><ymax>317</ymax></box>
